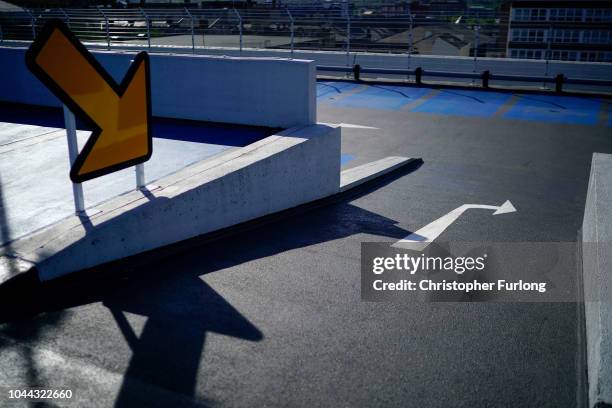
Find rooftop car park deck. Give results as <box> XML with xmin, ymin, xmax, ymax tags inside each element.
<box><xmin>0</xmin><ymin>77</ymin><xmax>611</xmax><ymax>407</ymax></box>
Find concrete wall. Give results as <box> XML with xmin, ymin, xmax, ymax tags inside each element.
<box><xmin>2</xmin><ymin>124</ymin><xmax>340</xmax><ymax>280</ymax></box>
<box><xmin>0</xmin><ymin>46</ymin><xmax>316</xmax><ymax>128</ymax></box>
<box><xmin>582</xmin><ymin>153</ymin><xmax>612</xmax><ymax>408</ymax></box>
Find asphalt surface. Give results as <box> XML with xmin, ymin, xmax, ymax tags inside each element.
<box><xmin>0</xmin><ymin>82</ymin><xmax>611</xmax><ymax>407</ymax></box>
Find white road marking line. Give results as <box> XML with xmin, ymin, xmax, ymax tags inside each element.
<box><xmin>393</xmin><ymin>200</ymin><xmax>517</xmax><ymax>250</ymax></box>
<box><xmin>320</xmin><ymin>122</ymin><xmax>379</xmax><ymax>130</ymax></box>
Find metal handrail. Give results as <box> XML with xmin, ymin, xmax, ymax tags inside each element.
<box><xmin>0</xmin><ymin>6</ymin><xmax>560</xmax><ymax>57</ymax></box>
<box><xmin>1</xmin><ymin>6</ymin><xmax>611</xmax><ymax>91</ymax></box>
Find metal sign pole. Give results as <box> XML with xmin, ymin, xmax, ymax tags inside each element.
<box><xmin>135</xmin><ymin>164</ymin><xmax>145</xmax><ymax>189</ymax></box>
<box><xmin>62</xmin><ymin>105</ymin><xmax>85</xmax><ymax>215</ymax></box>
<box><xmin>127</xmin><ymin>56</ymin><xmax>146</xmax><ymax>191</ymax></box>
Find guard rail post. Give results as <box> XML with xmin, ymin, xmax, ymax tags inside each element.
<box><xmin>544</xmin><ymin>24</ymin><xmax>553</xmax><ymax>88</ymax></box>
<box><xmin>353</xmin><ymin>64</ymin><xmax>361</xmax><ymax>81</ymax></box>
<box><xmin>473</xmin><ymin>25</ymin><xmax>480</xmax><ymax>75</ymax></box>
<box><xmin>346</xmin><ymin>14</ymin><xmax>351</xmax><ymax>67</ymax></box>
<box><xmin>97</xmin><ymin>6</ymin><xmax>110</xmax><ymax>50</ymax></box>
<box><xmin>26</xmin><ymin>9</ymin><xmax>36</xmax><ymax>40</ymax></box>
<box><xmin>140</xmin><ymin>8</ymin><xmax>150</xmax><ymax>50</ymax></box>
<box><xmin>286</xmin><ymin>8</ymin><xmax>294</xmax><ymax>55</ymax></box>
<box><xmin>60</xmin><ymin>8</ymin><xmax>70</xmax><ymax>28</ymax></box>
<box><xmin>555</xmin><ymin>73</ymin><xmax>564</xmax><ymax>93</ymax></box>
<box><xmin>482</xmin><ymin>70</ymin><xmax>490</xmax><ymax>88</ymax></box>
<box><xmin>407</xmin><ymin>10</ymin><xmax>413</xmax><ymax>74</ymax></box>
<box><xmin>234</xmin><ymin>8</ymin><xmax>243</xmax><ymax>52</ymax></box>
<box><xmin>415</xmin><ymin>67</ymin><xmax>423</xmax><ymax>85</ymax></box>
<box><xmin>184</xmin><ymin>7</ymin><xmax>195</xmax><ymax>54</ymax></box>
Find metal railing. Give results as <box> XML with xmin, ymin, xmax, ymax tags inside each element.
<box><xmin>1</xmin><ymin>6</ymin><xmax>611</xmax><ymax>92</ymax></box>
<box><xmin>0</xmin><ymin>6</ymin><xmax>510</xmax><ymax>57</ymax></box>
<box><xmin>2</xmin><ymin>6</ymin><xmax>612</xmax><ymax>61</ymax></box>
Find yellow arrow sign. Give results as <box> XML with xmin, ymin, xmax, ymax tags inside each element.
<box><xmin>25</xmin><ymin>20</ymin><xmax>152</xmax><ymax>183</ymax></box>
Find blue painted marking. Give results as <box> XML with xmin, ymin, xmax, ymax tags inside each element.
<box><xmin>411</xmin><ymin>90</ymin><xmax>511</xmax><ymax>117</ymax></box>
<box><xmin>317</xmin><ymin>82</ymin><xmax>362</xmax><ymax>102</ymax></box>
<box><xmin>504</xmin><ymin>94</ymin><xmax>600</xmax><ymax>125</ymax></box>
<box><xmin>152</xmin><ymin>118</ymin><xmax>271</xmax><ymax>147</ymax></box>
<box><xmin>341</xmin><ymin>154</ymin><xmax>356</xmax><ymax>166</ymax></box>
<box><xmin>333</xmin><ymin>85</ymin><xmax>431</xmax><ymax>111</ymax></box>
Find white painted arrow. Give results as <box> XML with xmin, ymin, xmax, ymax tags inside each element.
<box><xmin>393</xmin><ymin>200</ymin><xmax>517</xmax><ymax>250</ymax></box>
<box><xmin>320</xmin><ymin>122</ymin><xmax>379</xmax><ymax>130</ymax></box>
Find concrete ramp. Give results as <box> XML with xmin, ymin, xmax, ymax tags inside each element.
<box><xmin>1</xmin><ymin>124</ymin><xmax>341</xmax><ymax>281</ymax></box>
<box><xmin>0</xmin><ymin>123</ymin><xmax>420</xmax><ymax>283</ymax></box>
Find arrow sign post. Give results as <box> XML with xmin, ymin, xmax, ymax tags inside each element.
<box><xmin>393</xmin><ymin>200</ymin><xmax>517</xmax><ymax>250</ymax></box>
<box><xmin>25</xmin><ymin>20</ymin><xmax>152</xmax><ymax>193</ymax></box>
<box><xmin>62</xmin><ymin>105</ymin><xmax>85</xmax><ymax>213</ymax></box>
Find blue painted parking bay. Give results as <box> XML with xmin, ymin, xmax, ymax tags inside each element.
<box><xmin>504</xmin><ymin>94</ymin><xmax>601</xmax><ymax>125</ymax></box>
<box><xmin>0</xmin><ymin>105</ymin><xmax>274</xmax><ymax>245</ymax></box>
<box><xmin>317</xmin><ymin>81</ymin><xmax>608</xmax><ymax>126</ymax></box>
<box><xmin>317</xmin><ymin>81</ymin><xmax>363</xmax><ymax>101</ymax></box>
<box><xmin>319</xmin><ymin>83</ymin><xmax>431</xmax><ymax>110</ymax></box>
<box><xmin>411</xmin><ymin>89</ymin><xmax>511</xmax><ymax>117</ymax></box>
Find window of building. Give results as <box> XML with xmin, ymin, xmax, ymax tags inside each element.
<box><xmin>512</xmin><ymin>28</ymin><xmax>547</xmax><ymax>43</ymax></box>
<box><xmin>510</xmin><ymin>48</ymin><xmax>545</xmax><ymax>60</ymax></box>
<box><xmin>584</xmin><ymin>8</ymin><xmax>612</xmax><ymax>22</ymax></box>
<box><xmin>550</xmin><ymin>50</ymin><xmax>578</xmax><ymax>61</ymax></box>
<box><xmin>512</xmin><ymin>8</ymin><xmax>547</xmax><ymax>21</ymax></box>
<box><xmin>581</xmin><ymin>30</ymin><xmax>612</xmax><ymax>44</ymax></box>
<box><xmin>580</xmin><ymin>51</ymin><xmax>612</xmax><ymax>62</ymax></box>
<box><xmin>549</xmin><ymin>7</ymin><xmax>584</xmax><ymax>22</ymax></box>
<box><xmin>553</xmin><ymin>29</ymin><xmax>580</xmax><ymax>43</ymax></box>
<box><xmin>512</xmin><ymin>8</ymin><xmax>527</xmax><ymax>21</ymax></box>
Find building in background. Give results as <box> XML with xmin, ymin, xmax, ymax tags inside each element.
<box><xmin>502</xmin><ymin>0</ymin><xmax>612</xmax><ymax>62</ymax></box>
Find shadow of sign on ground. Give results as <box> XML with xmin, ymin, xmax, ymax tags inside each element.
<box><xmin>0</xmin><ymin>161</ymin><xmax>423</xmax><ymax>405</ymax></box>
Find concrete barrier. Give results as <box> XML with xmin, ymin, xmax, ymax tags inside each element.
<box><xmin>33</xmin><ymin>40</ymin><xmax>612</xmax><ymax>82</ymax></box>
<box><xmin>582</xmin><ymin>152</ymin><xmax>612</xmax><ymax>408</ymax></box>
<box><xmin>1</xmin><ymin>124</ymin><xmax>340</xmax><ymax>281</ymax></box>
<box><xmin>0</xmin><ymin>47</ymin><xmax>316</xmax><ymax>128</ymax></box>
<box><xmin>5</xmin><ymin>39</ymin><xmax>612</xmax><ymax>82</ymax></box>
